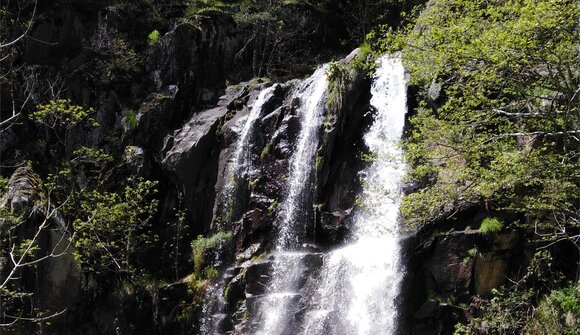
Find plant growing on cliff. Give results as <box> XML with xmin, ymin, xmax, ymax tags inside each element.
<box><xmin>0</xmin><ymin>166</ymin><xmax>74</xmax><ymax>329</ymax></box>
<box><xmin>326</xmin><ymin>61</ymin><xmax>349</xmax><ymax>113</ymax></box>
<box><xmin>191</xmin><ymin>231</ymin><xmax>232</xmax><ymax>279</ymax></box>
<box><xmin>105</xmin><ymin>38</ymin><xmax>141</xmax><ymax>81</ymax></box>
<box><xmin>71</xmin><ymin>178</ymin><xmax>159</xmax><ymax>277</ymax></box>
<box><xmin>376</xmin><ymin>0</ymin><xmax>580</xmax><ymax>234</ymax></box>
<box><xmin>148</xmin><ymin>29</ymin><xmax>160</xmax><ymax>45</ymax></box>
<box><xmin>479</xmin><ymin>217</ymin><xmax>503</xmax><ymax>234</ymax></box>
<box><xmin>30</xmin><ymin>99</ymin><xmax>98</xmax><ymax>152</ymax></box>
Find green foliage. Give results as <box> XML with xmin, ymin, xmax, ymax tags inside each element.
<box><xmin>458</xmin><ymin>284</ymin><xmax>580</xmax><ymax>335</ymax></box>
<box><xmin>260</xmin><ymin>144</ymin><xmax>270</xmax><ymax>160</ymax></box>
<box><xmin>191</xmin><ymin>231</ymin><xmax>232</xmax><ymax>277</ymax></box>
<box><xmin>324</xmin><ymin>49</ymin><xmax>372</xmax><ymax>133</ymax></box>
<box><xmin>147</xmin><ymin>29</ymin><xmax>160</xmax><ymax>45</ymax></box>
<box><xmin>31</xmin><ymin>99</ymin><xmax>97</xmax><ymax>129</ymax></box>
<box><xmin>315</xmin><ymin>156</ymin><xmax>323</xmax><ymax>170</ymax></box>
<box><xmin>479</xmin><ymin>217</ymin><xmax>503</xmax><ymax>233</ymax></box>
<box><xmin>105</xmin><ymin>38</ymin><xmax>141</xmax><ymax>81</ymax></box>
<box><xmin>553</xmin><ymin>285</ymin><xmax>580</xmax><ymax>315</ymax></box>
<box><xmin>268</xmin><ymin>199</ymin><xmax>279</xmax><ymax>214</ymax></box>
<box><xmin>374</xmin><ymin>0</ymin><xmax>580</xmax><ymax>228</ymax></box>
<box><xmin>326</xmin><ymin>61</ymin><xmax>349</xmax><ymax>113</ymax></box>
<box><xmin>126</xmin><ymin>109</ymin><xmax>138</xmax><ymax>128</ymax></box>
<box><xmin>72</xmin><ymin>147</ymin><xmax>113</xmax><ymax>163</ymax></box>
<box><xmin>454</xmin><ymin>288</ymin><xmax>536</xmax><ymax>335</ymax></box>
<box><xmin>0</xmin><ymin>175</ymin><xmax>8</xmax><ymax>194</ymax></box>
<box><xmin>72</xmin><ymin>178</ymin><xmax>159</xmax><ymax>276</ymax></box>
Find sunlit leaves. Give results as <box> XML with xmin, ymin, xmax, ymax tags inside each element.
<box><xmin>380</xmin><ymin>0</ymin><xmax>580</xmax><ymax>225</ymax></box>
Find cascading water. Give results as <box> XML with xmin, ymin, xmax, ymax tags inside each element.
<box><xmin>256</xmin><ymin>65</ymin><xmax>329</xmax><ymax>335</ymax></box>
<box><xmin>277</xmin><ymin>65</ymin><xmax>328</xmax><ymax>248</ymax></box>
<box><xmin>216</xmin><ymin>85</ymin><xmax>278</xmax><ymax>228</ymax></box>
<box><xmin>301</xmin><ymin>55</ymin><xmax>408</xmax><ymax>335</ymax></box>
<box><xmin>201</xmin><ymin>86</ymin><xmax>277</xmax><ymax>334</ymax></box>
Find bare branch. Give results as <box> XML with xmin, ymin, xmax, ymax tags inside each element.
<box><xmin>1</xmin><ymin>308</ymin><xmax>67</xmax><ymax>325</ymax></box>
<box><xmin>0</xmin><ymin>1</ymin><xmax>37</xmax><ymax>49</ymax></box>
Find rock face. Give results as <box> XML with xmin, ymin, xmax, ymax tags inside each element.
<box><xmin>161</xmin><ymin>102</ymin><xmax>230</xmax><ymax>229</ymax></box>
<box><xmin>400</xmin><ymin>229</ymin><xmax>530</xmax><ymax>335</ymax></box>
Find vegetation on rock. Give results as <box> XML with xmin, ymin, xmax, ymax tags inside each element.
<box><xmin>372</xmin><ymin>0</ymin><xmax>579</xmax><ymax>332</ymax></box>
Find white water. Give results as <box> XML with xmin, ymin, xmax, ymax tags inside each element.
<box><xmin>201</xmin><ymin>86</ymin><xmax>276</xmax><ymax>334</ymax></box>
<box><xmin>277</xmin><ymin>65</ymin><xmax>328</xmax><ymax>249</ymax></box>
<box><xmin>301</xmin><ymin>55</ymin><xmax>408</xmax><ymax>335</ymax></box>
<box><xmin>257</xmin><ymin>65</ymin><xmax>328</xmax><ymax>335</ymax></box>
<box><xmin>216</xmin><ymin>86</ymin><xmax>277</xmax><ymax>228</ymax></box>
<box><xmin>230</xmin><ymin>86</ymin><xmax>277</xmax><ymax>184</ymax></box>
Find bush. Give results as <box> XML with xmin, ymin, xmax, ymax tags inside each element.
<box><xmin>480</xmin><ymin>217</ymin><xmax>503</xmax><ymax>233</ymax></box>
<box><xmin>72</xmin><ymin>178</ymin><xmax>159</xmax><ymax>276</ymax></box>
<box><xmin>148</xmin><ymin>29</ymin><xmax>160</xmax><ymax>45</ymax></box>
<box><xmin>525</xmin><ymin>285</ymin><xmax>580</xmax><ymax>334</ymax></box>
<box><xmin>553</xmin><ymin>285</ymin><xmax>580</xmax><ymax>315</ymax></box>
<box><xmin>191</xmin><ymin>231</ymin><xmax>233</xmax><ymax>276</ymax></box>
<box><xmin>126</xmin><ymin>109</ymin><xmax>138</xmax><ymax>128</ymax></box>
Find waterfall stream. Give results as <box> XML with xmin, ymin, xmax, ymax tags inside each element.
<box><xmin>301</xmin><ymin>55</ymin><xmax>408</xmax><ymax>335</ymax></box>
<box><xmin>201</xmin><ymin>86</ymin><xmax>277</xmax><ymax>334</ymax></box>
<box><xmin>257</xmin><ymin>65</ymin><xmax>329</xmax><ymax>335</ymax></box>
<box><xmin>217</xmin><ymin>85</ymin><xmax>278</xmax><ymax>228</ymax></box>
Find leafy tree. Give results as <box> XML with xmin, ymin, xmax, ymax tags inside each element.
<box><xmin>373</xmin><ymin>0</ymin><xmax>580</xmax><ymax>331</ymax></box>
<box><xmin>72</xmin><ymin>178</ymin><xmax>159</xmax><ymax>277</ymax></box>
<box><xmin>30</xmin><ymin>99</ymin><xmax>98</xmax><ymax>156</ymax></box>
<box><xmin>373</xmin><ymin>0</ymin><xmax>579</xmax><ymax>235</ymax></box>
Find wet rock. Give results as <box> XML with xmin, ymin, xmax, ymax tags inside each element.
<box><xmin>270</xmin><ymin>114</ymin><xmax>301</xmax><ymax>159</ymax></box>
<box><xmin>161</xmin><ymin>105</ymin><xmax>228</xmax><ymax>227</ymax></box>
<box><xmin>424</xmin><ymin>232</ymin><xmax>478</xmax><ymax>296</ymax></box>
<box><xmin>236</xmin><ymin>243</ymin><xmax>262</xmax><ymax>263</ymax></box>
<box><xmin>317</xmin><ymin>208</ymin><xmax>353</xmax><ymax>246</ymax></box>
<box><xmin>414</xmin><ymin>299</ymin><xmax>440</xmax><ymax>319</ymax></box>
<box><xmin>244</xmin><ymin>259</ymin><xmax>273</xmax><ymax>295</ymax></box>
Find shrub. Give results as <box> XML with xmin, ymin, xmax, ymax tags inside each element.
<box><xmin>525</xmin><ymin>285</ymin><xmax>580</xmax><ymax>334</ymax></box>
<box><xmin>480</xmin><ymin>217</ymin><xmax>503</xmax><ymax>233</ymax></box>
<box><xmin>553</xmin><ymin>285</ymin><xmax>580</xmax><ymax>315</ymax></box>
<box><xmin>31</xmin><ymin>99</ymin><xmax>97</xmax><ymax>128</ymax></box>
<box><xmin>72</xmin><ymin>178</ymin><xmax>159</xmax><ymax>276</ymax></box>
<box><xmin>148</xmin><ymin>29</ymin><xmax>160</xmax><ymax>45</ymax></box>
<box><xmin>191</xmin><ymin>231</ymin><xmax>233</xmax><ymax>276</ymax></box>
<box><xmin>126</xmin><ymin>109</ymin><xmax>138</xmax><ymax>128</ymax></box>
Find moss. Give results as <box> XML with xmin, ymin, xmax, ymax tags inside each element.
<box><xmin>260</xmin><ymin>144</ymin><xmax>270</xmax><ymax>160</ymax></box>
<box><xmin>268</xmin><ymin>199</ymin><xmax>279</xmax><ymax>214</ymax></box>
<box><xmin>467</xmin><ymin>247</ymin><xmax>478</xmax><ymax>258</ymax></box>
<box><xmin>315</xmin><ymin>156</ymin><xmax>323</xmax><ymax>170</ymax></box>
<box><xmin>325</xmin><ymin>62</ymin><xmax>348</xmax><ymax>112</ymax></box>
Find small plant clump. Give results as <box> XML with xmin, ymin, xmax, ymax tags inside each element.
<box><xmin>126</xmin><ymin>109</ymin><xmax>138</xmax><ymax>128</ymax></box>
<box><xmin>148</xmin><ymin>29</ymin><xmax>160</xmax><ymax>45</ymax></box>
<box><xmin>191</xmin><ymin>231</ymin><xmax>233</xmax><ymax>276</ymax></box>
<box><xmin>479</xmin><ymin>217</ymin><xmax>503</xmax><ymax>233</ymax></box>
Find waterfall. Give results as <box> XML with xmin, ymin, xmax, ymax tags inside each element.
<box><xmin>301</xmin><ymin>55</ymin><xmax>408</xmax><ymax>335</ymax></box>
<box><xmin>277</xmin><ymin>65</ymin><xmax>328</xmax><ymax>249</ymax></box>
<box><xmin>216</xmin><ymin>85</ymin><xmax>277</xmax><ymax>229</ymax></box>
<box><xmin>201</xmin><ymin>86</ymin><xmax>276</xmax><ymax>334</ymax></box>
<box><xmin>256</xmin><ymin>65</ymin><xmax>328</xmax><ymax>335</ymax></box>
